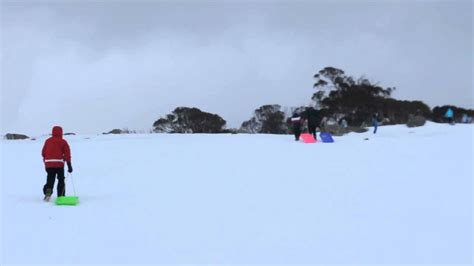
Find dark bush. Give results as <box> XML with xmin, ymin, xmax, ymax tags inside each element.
<box><xmin>221</xmin><ymin>128</ymin><xmax>238</xmax><ymax>134</ymax></box>
<box><xmin>5</xmin><ymin>133</ymin><xmax>29</xmax><ymax>140</ymax></box>
<box><xmin>240</xmin><ymin>104</ymin><xmax>288</xmax><ymax>134</ymax></box>
<box><xmin>406</xmin><ymin>115</ymin><xmax>426</xmax><ymax>127</ymax></box>
<box><xmin>106</xmin><ymin>129</ymin><xmax>123</xmax><ymax>134</ymax></box>
<box><xmin>347</xmin><ymin>126</ymin><xmax>368</xmax><ymax>133</ymax></box>
<box><xmin>153</xmin><ymin>107</ymin><xmax>227</xmax><ymax>133</ymax></box>
<box><xmin>312</xmin><ymin>66</ymin><xmax>433</xmax><ymax>126</ymax></box>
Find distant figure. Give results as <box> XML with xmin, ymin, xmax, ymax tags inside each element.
<box><xmin>445</xmin><ymin>108</ymin><xmax>454</xmax><ymax>124</ymax></box>
<box><xmin>339</xmin><ymin>117</ymin><xmax>348</xmax><ymax>128</ymax></box>
<box><xmin>42</xmin><ymin>126</ymin><xmax>73</xmax><ymax>201</ymax></box>
<box><xmin>467</xmin><ymin>116</ymin><xmax>473</xmax><ymax>124</ymax></box>
<box><xmin>372</xmin><ymin>114</ymin><xmax>379</xmax><ymax>134</ymax></box>
<box><xmin>304</xmin><ymin>107</ymin><xmax>320</xmax><ymax>140</ymax></box>
<box><xmin>290</xmin><ymin>113</ymin><xmax>302</xmax><ymax>141</ymax></box>
<box><xmin>320</xmin><ymin>116</ymin><xmax>328</xmax><ymax>133</ymax></box>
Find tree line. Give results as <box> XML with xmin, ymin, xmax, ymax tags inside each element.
<box><xmin>7</xmin><ymin>66</ymin><xmax>471</xmax><ymax>140</ymax></box>
<box><xmin>152</xmin><ymin>66</ymin><xmax>473</xmax><ymax>134</ymax></box>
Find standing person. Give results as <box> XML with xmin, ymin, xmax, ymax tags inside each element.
<box><xmin>445</xmin><ymin>107</ymin><xmax>454</xmax><ymax>124</ymax></box>
<box><xmin>305</xmin><ymin>107</ymin><xmax>320</xmax><ymax>140</ymax></box>
<box><xmin>339</xmin><ymin>117</ymin><xmax>348</xmax><ymax>129</ymax></box>
<box><xmin>372</xmin><ymin>113</ymin><xmax>379</xmax><ymax>134</ymax></box>
<box><xmin>320</xmin><ymin>116</ymin><xmax>328</xmax><ymax>133</ymax></box>
<box><xmin>290</xmin><ymin>112</ymin><xmax>302</xmax><ymax>141</ymax></box>
<box><xmin>42</xmin><ymin>126</ymin><xmax>73</xmax><ymax>201</ymax></box>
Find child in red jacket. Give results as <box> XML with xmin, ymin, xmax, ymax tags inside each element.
<box><xmin>42</xmin><ymin>126</ymin><xmax>73</xmax><ymax>200</ymax></box>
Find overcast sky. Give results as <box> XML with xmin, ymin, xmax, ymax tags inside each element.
<box><xmin>1</xmin><ymin>0</ymin><xmax>472</xmax><ymax>134</ymax></box>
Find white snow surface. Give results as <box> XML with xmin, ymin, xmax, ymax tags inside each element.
<box><xmin>1</xmin><ymin>122</ymin><xmax>472</xmax><ymax>265</ymax></box>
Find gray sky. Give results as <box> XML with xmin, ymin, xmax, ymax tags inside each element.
<box><xmin>1</xmin><ymin>0</ymin><xmax>473</xmax><ymax>135</ymax></box>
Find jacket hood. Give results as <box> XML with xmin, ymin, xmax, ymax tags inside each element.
<box><xmin>52</xmin><ymin>126</ymin><xmax>63</xmax><ymax>138</ymax></box>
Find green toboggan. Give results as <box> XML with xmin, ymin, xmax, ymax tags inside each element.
<box><xmin>55</xmin><ymin>196</ymin><xmax>79</xmax><ymax>205</ymax></box>
<box><xmin>55</xmin><ymin>173</ymin><xmax>79</xmax><ymax>206</ymax></box>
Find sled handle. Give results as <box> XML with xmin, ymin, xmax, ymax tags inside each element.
<box><xmin>68</xmin><ymin>173</ymin><xmax>77</xmax><ymax>196</ymax></box>
<box><xmin>61</xmin><ymin>173</ymin><xmax>77</xmax><ymax>197</ymax></box>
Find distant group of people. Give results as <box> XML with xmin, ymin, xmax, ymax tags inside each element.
<box><xmin>290</xmin><ymin>107</ymin><xmax>324</xmax><ymax>141</ymax></box>
<box><xmin>461</xmin><ymin>114</ymin><xmax>472</xmax><ymax>123</ymax></box>
<box><xmin>443</xmin><ymin>107</ymin><xmax>472</xmax><ymax>124</ymax></box>
<box><xmin>291</xmin><ymin>109</ymin><xmax>320</xmax><ymax>141</ymax></box>
<box><xmin>290</xmin><ymin>106</ymin><xmax>468</xmax><ymax>141</ymax></box>
<box><xmin>291</xmin><ymin>107</ymin><xmax>382</xmax><ymax>141</ymax></box>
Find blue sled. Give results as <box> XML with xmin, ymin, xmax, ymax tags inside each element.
<box><xmin>319</xmin><ymin>132</ymin><xmax>334</xmax><ymax>143</ymax></box>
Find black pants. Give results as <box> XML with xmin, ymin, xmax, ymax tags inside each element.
<box><xmin>308</xmin><ymin>124</ymin><xmax>317</xmax><ymax>139</ymax></box>
<box><xmin>43</xmin><ymin>168</ymin><xmax>65</xmax><ymax>197</ymax></box>
<box><xmin>294</xmin><ymin>127</ymin><xmax>301</xmax><ymax>141</ymax></box>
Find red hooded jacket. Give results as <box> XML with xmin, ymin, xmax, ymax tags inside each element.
<box><xmin>42</xmin><ymin>126</ymin><xmax>71</xmax><ymax>168</ymax></box>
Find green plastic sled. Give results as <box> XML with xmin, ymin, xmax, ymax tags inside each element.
<box><xmin>55</xmin><ymin>196</ymin><xmax>79</xmax><ymax>206</ymax></box>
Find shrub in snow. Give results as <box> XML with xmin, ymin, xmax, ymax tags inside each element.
<box><xmin>347</xmin><ymin>126</ymin><xmax>368</xmax><ymax>133</ymax></box>
<box><xmin>240</xmin><ymin>104</ymin><xmax>288</xmax><ymax>134</ymax></box>
<box><xmin>311</xmin><ymin>66</ymin><xmax>433</xmax><ymax>125</ymax></box>
<box><xmin>406</xmin><ymin>115</ymin><xmax>426</xmax><ymax>128</ymax></box>
<box><xmin>106</xmin><ymin>129</ymin><xmax>124</xmax><ymax>134</ymax></box>
<box><xmin>323</xmin><ymin>119</ymin><xmax>345</xmax><ymax>136</ymax></box>
<box><xmin>153</xmin><ymin>107</ymin><xmax>227</xmax><ymax>133</ymax></box>
<box><xmin>4</xmin><ymin>133</ymin><xmax>29</xmax><ymax>140</ymax></box>
<box><xmin>103</xmin><ymin>129</ymin><xmax>135</xmax><ymax>135</ymax></box>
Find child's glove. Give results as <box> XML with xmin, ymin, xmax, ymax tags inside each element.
<box><xmin>67</xmin><ymin>162</ymin><xmax>73</xmax><ymax>173</ymax></box>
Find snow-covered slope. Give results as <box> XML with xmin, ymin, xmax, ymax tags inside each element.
<box><xmin>1</xmin><ymin>122</ymin><xmax>472</xmax><ymax>264</ymax></box>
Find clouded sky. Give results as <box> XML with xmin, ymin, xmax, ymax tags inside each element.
<box><xmin>1</xmin><ymin>0</ymin><xmax>472</xmax><ymax>134</ymax></box>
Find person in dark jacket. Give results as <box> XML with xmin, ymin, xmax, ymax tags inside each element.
<box><xmin>304</xmin><ymin>107</ymin><xmax>320</xmax><ymax>140</ymax></box>
<box><xmin>372</xmin><ymin>113</ymin><xmax>379</xmax><ymax>134</ymax></box>
<box><xmin>290</xmin><ymin>112</ymin><xmax>302</xmax><ymax>141</ymax></box>
<box><xmin>42</xmin><ymin>126</ymin><xmax>73</xmax><ymax>199</ymax></box>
